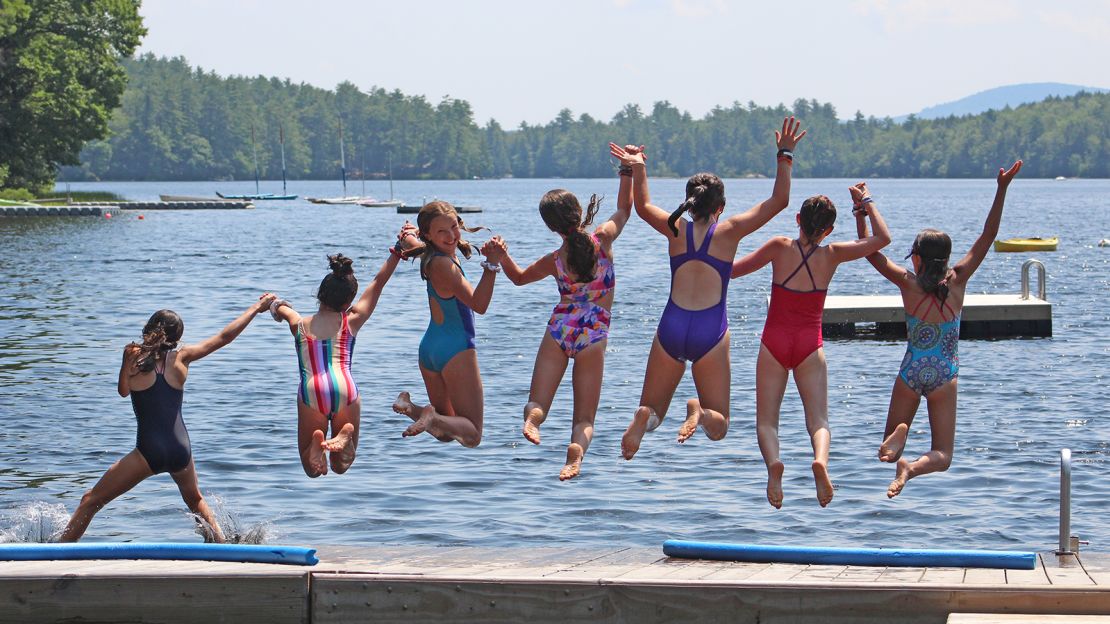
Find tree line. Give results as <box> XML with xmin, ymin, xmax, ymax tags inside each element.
<box><xmin>58</xmin><ymin>55</ymin><xmax>1110</xmax><ymax>183</ymax></box>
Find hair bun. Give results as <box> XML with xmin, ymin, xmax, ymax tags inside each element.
<box><xmin>328</xmin><ymin>253</ymin><xmax>354</xmax><ymax>275</ymax></box>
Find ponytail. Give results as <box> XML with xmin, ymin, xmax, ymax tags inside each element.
<box><xmin>540</xmin><ymin>190</ymin><xmax>601</xmax><ymax>282</ymax></box>
<box><xmin>911</xmin><ymin>229</ymin><xmax>953</xmax><ymax>306</ymax></box>
<box><xmin>134</xmin><ymin>310</ymin><xmax>183</xmax><ymax>372</ymax></box>
<box><xmin>670</xmin><ymin>173</ymin><xmax>725</xmax><ymax>237</ymax></box>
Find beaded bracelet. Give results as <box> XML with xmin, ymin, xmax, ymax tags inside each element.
<box><xmin>619</xmin><ymin>165</ymin><xmax>633</xmax><ymax>177</ymax></box>
<box><xmin>269</xmin><ymin>298</ymin><xmax>291</xmax><ymax>322</ymax></box>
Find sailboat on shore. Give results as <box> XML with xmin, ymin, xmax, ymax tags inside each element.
<box><xmin>218</xmin><ymin>124</ymin><xmax>298</xmax><ymax>201</ymax></box>
<box><xmin>358</xmin><ymin>153</ymin><xmax>404</xmax><ymax>208</ymax></box>
<box><xmin>307</xmin><ymin>119</ymin><xmax>362</xmax><ymax>204</ymax></box>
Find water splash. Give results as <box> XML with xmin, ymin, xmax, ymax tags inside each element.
<box><xmin>187</xmin><ymin>494</ymin><xmax>275</xmax><ymax>544</ymax></box>
<box><xmin>0</xmin><ymin>502</ymin><xmax>70</xmax><ymax>543</ymax></box>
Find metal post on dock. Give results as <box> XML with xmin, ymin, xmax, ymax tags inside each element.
<box><xmin>1057</xmin><ymin>448</ymin><xmax>1074</xmax><ymax>555</ymax></box>
<box><xmin>1021</xmin><ymin>259</ymin><xmax>1046</xmax><ymax>300</ymax></box>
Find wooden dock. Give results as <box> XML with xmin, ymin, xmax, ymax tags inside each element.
<box><xmin>822</xmin><ymin>294</ymin><xmax>1052</xmax><ymax>338</ymax></box>
<box><xmin>0</xmin><ymin>204</ymin><xmax>115</xmax><ymax>217</ymax></box>
<box><xmin>2</xmin><ymin>546</ymin><xmax>1107</xmax><ymax>623</ymax></box>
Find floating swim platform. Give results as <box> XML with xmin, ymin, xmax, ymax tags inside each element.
<box><xmin>397</xmin><ymin>204</ymin><xmax>481</xmax><ymax>213</ymax></box>
<box><xmin>994</xmin><ymin>237</ymin><xmax>1058</xmax><ymax>252</ymax></box>
<box><xmin>0</xmin><ymin>543</ymin><xmax>318</xmax><ymax>566</ymax></box>
<box><xmin>663</xmin><ymin>540</ymin><xmax>1036</xmax><ymax>570</ymax></box>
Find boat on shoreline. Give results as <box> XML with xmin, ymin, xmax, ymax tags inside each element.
<box><xmin>216</xmin><ymin>191</ymin><xmax>297</xmax><ymax>201</ymax></box>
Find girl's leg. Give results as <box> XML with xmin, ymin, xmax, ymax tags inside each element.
<box><xmin>395</xmin><ymin>365</ymin><xmax>456</xmax><ymax>442</ymax></box>
<box><xmin>888</xmin><ymin>379</ymin><xmax>957</xmax><ymax>498</ymax></box>
<box><xmin>325</xmin><ymin>398</ymin><xmax>361</xmax><ymax>474</ymax></box>
<box><xmin>60</xmin><ymin>449</ymin><xmax>154</xmax><ymax>542</ymax></box>
<box><xmin>561</xmin><ymin>338</ymin><xmax>606</xmax><ymax>480</ymax></box>
<box><xmin>879</xmin><ymin>378</ymin><xmax>923</xmax><ymax>463</ymax></box>
<box><xmin>686</xmin><ymin>331</ymin><xmax>732</xmax><ymax>442</ymax></box>
<box><xmin>793</xmin><ymin>348</ymin><xmax>834</xmax><ymax>507</ymax></box>
<box><xmin>404</xmin><ymin>350</ymin><xmax>484</xmax><ymax>447</ymax></box>
<box><xmin>170</xmin><ymin>458</ymin><xmax>225</xmax><ymax>543</ymax></box>
<box><xmin>621</xmin><ymin>335</ymin><xmax>685</xmax><ymax>460</ymax></box>
<box><xmin>524</xmin><ymin>334</ymin><xmax>570</xmax><ymax>445</ymax></box>
<box><xmin>754</xmin><ymin>345</ymin><xmax>789</xmax><ymax>509</ymax></box>
<box><xmin>297</xmin><ymin>400</ymin><xmax>330</xmax><ymax>477</ymax></box>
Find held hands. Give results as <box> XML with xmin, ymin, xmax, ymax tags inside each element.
<box><xmin>395</xmin><ymin>220</ymin><xmax>424</xmax><ymax>256</ymax></box>
<box><xmin>609</xmin><ymin>143</ymin><xmax>646</xmax><ymax>167</ymax></box>
<box><xmin>255</xmin><ymin>292</ymin><xmax>278</xmax><ymax>314</ymax></box>
<box><xmin>997</xmin><ymin>160</ymin><xmax>1023</xmax><ymax>187</ymax></box>
<box><xmin>481</xmin><ymin>235</ymin><xmax>507</xmax><ymax>264</ymax></box>
<box><xmin>775</xmin><ymin>116</ymin><xmax>807</xmax><ymax>151</ymax></box>
<box><xmin>849</xmin><ymin>182</ymin><xmax>873</xmax><ymax>216</ymax></box>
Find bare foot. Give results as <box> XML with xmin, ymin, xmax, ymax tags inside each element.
<box><xmin>812</xmin><ymin>461</ymin><xmax>834</xmax><ymax>507</ymax></box>
<box><xmin>559</xmin><ymin>443</ymin><xmax>584</xmax><ymax>481</ymax></box>
<box><xmin>308</xmin><ymin>430</ymin><xmax>328</xmax><ymax>476</ymax></box>
<box><xmin>403</xmin><ymin>405</ymin><xmax>435</xmax><ymax>438</ymax></box>
<box><xmin>523</xmin><ymin>403</ymin><xmax>544</xmax><ymax>445</ymax></box>
<box><xmin>766</xmin><ymin>461</ymin><xmax>784</xmax><ymax>509</ymax></box>
<box><xmin>887</xmin><ymin>458</ymin><xmax>911</xmax><ymax>498</ymax></box>
<box><xmin>677</xmin><ymin>399</ymin><xmax>701</xmax><ymax>443</ymax></box>
<box><xmin>324</xmin><ymin>423</ymin><xmax>357</xmax><ymax>465</ymax></box>
<box><xmin>621</xmin><ymin>407</ymin><xmax>654</xmax><ymax>460</ymax></box>
<box><xmin>393</xmin><ymin>391</ymin><xmax>415</xmax><ymax>417</ymax></box>
<box><xmin>879</xmin><ymin>423</ymin><xmax>909</xmax><ymax>463</ymax></box>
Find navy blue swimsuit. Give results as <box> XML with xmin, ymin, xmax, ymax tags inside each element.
<box><xmin>132</xmin><ymin>359</ymin><xmax>191</xmax><ymax>474</ymax></box>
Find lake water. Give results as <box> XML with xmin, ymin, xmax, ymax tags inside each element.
<box><xmin>1</xmin><ymin>177</ymin><xmax>1106</xmax><ymax>552</ymax></box>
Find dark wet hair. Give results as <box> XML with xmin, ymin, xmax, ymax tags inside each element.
<box><xmin>911</xmin><ymin>229</ymin><xmax>953</xmax><ymax>305</ymax></box>
<box><xmin>134</xmin><ymin>309</ymin><xmax>184</xmax><ymax>372</ymax></box>
<box><xmin>412</xmin><ymin>200</ymin><xmax>486</xmax><ymax>280</ymax></box>
<box><xmin>667</xmin><ymin>172</ymin><xmax>725</xmax><ymax>236</ymax></box>
<box><xmin>317</xmin><ymin>253</ymin><xmax>357</xmax><ymax>311</ymax></box>
<box><xmin>799</xmin><ymin>195</ymin><xmax>837</xmax><ymax>242</ymax></box>
<box><xmin>540</xmin><ymin>189</ymin><xmax>601</xmax><ymax>283</ymax></box>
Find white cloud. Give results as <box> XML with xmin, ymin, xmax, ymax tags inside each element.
<box><xmin>851</xmin><ymin>0</ymin><xmax>1018</xmax><ymax>31</ymax></box>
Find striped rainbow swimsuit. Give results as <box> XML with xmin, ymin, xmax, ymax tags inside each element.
<box><xmin>295</xmin><ymin>313</ymin><xmax>359</xmax><ymax>418</ymax></box>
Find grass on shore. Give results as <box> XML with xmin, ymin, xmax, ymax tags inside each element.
<box><xmin>33</xmin><ymin>191</ymin><xmax>126</xmax><ymax>205</ymax></box>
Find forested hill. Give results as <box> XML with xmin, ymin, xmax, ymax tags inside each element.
<box><xmin>61</xmin><ymin>55</ymin><xmax>1110</xmax><ymax>182</ymax></box>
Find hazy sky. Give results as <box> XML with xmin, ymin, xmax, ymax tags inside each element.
<box><xmin>138</xmin><ymin>0</ymin><xmax>1110</xmax><ymax>126</ymax></box>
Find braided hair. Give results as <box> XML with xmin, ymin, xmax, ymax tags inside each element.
<box><xmin>539</xmin><ymin>189</ymin><xmax>601</xmax><ymax>282</ymax></box>
<box><xmin>667</xmin><ymin>172</ymin><xmax>725</xmax><ymax>236</ymax></box>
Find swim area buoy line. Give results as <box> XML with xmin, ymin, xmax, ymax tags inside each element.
<box><xmin>662</xmin><ymin>540</ymin><xmax>1036</xmax><ymax>570</ymax></box>
<box><xmin>0</xmin><ymin>543</ymin><xmax>319</xmax><ymax>566</ymax></box>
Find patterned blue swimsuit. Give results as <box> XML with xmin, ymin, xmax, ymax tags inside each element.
<box><xmin>898</xmin><ymin>294</ymin><xmax>960</xmax><ymax>395</ymax></box>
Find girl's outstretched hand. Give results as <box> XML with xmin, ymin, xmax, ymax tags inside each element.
<box><xmin>397</xmin><ymin>220</ymin><xmax>423</xmax><ymax>255</ymax></box>
<box><xmin>609</xmin><ymin>142</ymin><xmax>645</xmax><ymax>167</ymax></box>
<box><xmin>775</xmin><ymin>116</ymin><xmax>807</xmax><ymax>151</ymax></box>
<box><xmin>997</xmin><ymin>160</ymin><xmax>1023</xmax><ymax>186</ymax></box>
<box><xmin>255</xmin><ymin>293</ymin><xmax>277</xmax><ymax>314</ymax></box>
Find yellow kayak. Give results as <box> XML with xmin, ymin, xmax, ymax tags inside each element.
<box><xmin>993</xmin><ymin>237</ymin><xmax>1058</xmax><ymax>252</ymax></box>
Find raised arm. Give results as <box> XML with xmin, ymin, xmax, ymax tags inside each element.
<box><xmin>852</xmin><ymin>184</ymin><xmax>908</xmax><ymax>285</ymax></box>
<box><xmin>723</xmin><ymin>117</ymin><xmax>806</xmax><ymax>239</ymax></box>
<box><xmin>951</xmin><ymin>160</ymin><xmax>1023</xmax><ymax>284</ymax></box>
<box><xmin>828</xmin><ymin>183</ymin><xmax>892</xmax><ymax>264</ymax></box>
<box><xmin>501</xmin><ymin>244</ymin><xmax>556</xmax><ymax>287</ymax></box>
<box><xmin>117</xmin><ymin>344</ymin><xmax>141</xmax><ymax>397</ymax></box>
<box><xmin>609</xmin><ymin>143</ymin><xmax>673</xmax><ymax>237</ymax></box>
<box><xmin>731</xmin><ymin>236</ymin><xmax>788</xmax><ymax>279</ymax></box>
<box><xmin>177</xmin><ymin>293</ymin><xmax>275</xmax><ymax>365</ymax></box>
<box><xmin>430</xmin><ymin>239</ymin><xmax>503</xmax><ymax>314</ymax></box>
<box><xmin>595</xmin><ymin>145</ymin><xmax>638</xmax><ymax>243</ymax></box>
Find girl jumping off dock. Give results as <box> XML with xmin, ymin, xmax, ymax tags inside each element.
<box><xmin>497</xmin><ymin>150</ymin><xmax>635</xmax><ymax>480</ymax></box>
<box><xmin>270</xmin><ymin>227</ymin><xmax>415</xmax><ymax>477</ymax></box>
<box><xmin>858</xmin><ymin>161</ymin><xmax>1022</xmax><ymax>498</ymax></box>
<box><xmin>61</xmin><ymin>296</ymin><xmax>275</xmax><ymax>542</ymax></box>
<box><xmin>392</xmin><ymin>201</ymin><xmax>504</xmax><ymax>447</ymax></box>
<box><xmin>609</xmin><ymin>117</ymin><xmax>806</xmax><ymax>459</ymax></box>
<box><xmin>731</xmin><ymin>186</ymin><xmax>891</xmax><ymax>508</ymax></box>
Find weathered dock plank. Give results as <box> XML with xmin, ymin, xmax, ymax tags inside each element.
<box><xmin>949</xmin><ymin>615</ymin><xmax>1110</xmax><ymax>623</ymax></box>
<box><xmin>3</xmin><ymin>546</ymin><xmax>1109</xmax><ymax>623</ymax></box>
<box><xmin>821</xmin><ymin>294</ymin><xmax>1052</xmax><ymax>338</ymax></box>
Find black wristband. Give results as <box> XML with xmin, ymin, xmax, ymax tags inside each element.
<box><xmin>776</xmin><ymin>148</ymin><xmax>794</xmax><ymax>158</ymax></box>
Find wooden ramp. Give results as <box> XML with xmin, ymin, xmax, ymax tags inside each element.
<box><xmin>2</xmin><ymin>547</ymin><xmax>1107</xmax><ymax>623</ymax></box>
<box><xmin>822</xmin><ymin>294</ymin><xmax>1052</xmax><ymax>338</ymax></box>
